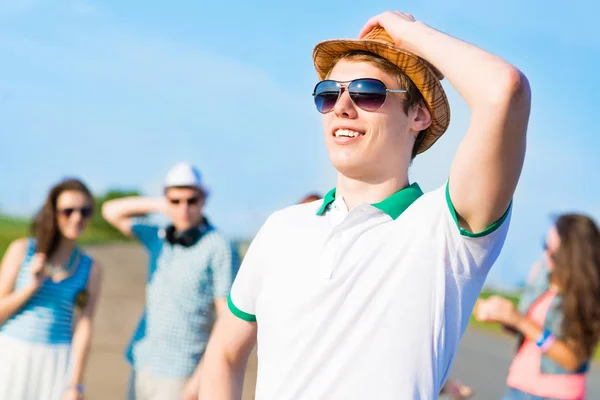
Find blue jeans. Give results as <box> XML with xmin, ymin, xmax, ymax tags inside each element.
<box><xmin>501</xmin><ymin>386</ymin><xmax>561</xmax><ymax>400</ymax></box>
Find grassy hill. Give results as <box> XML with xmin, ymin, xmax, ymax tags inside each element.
<box><xmin>0</xmin><ymin>216</ymin><xmax>29</xmax><ymax>258</ymax></box>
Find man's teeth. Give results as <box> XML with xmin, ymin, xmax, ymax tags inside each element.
<box><xmin>334</xmin><ymin>129</ymin><xmax>361</xmax><ymax>138</ymax></box>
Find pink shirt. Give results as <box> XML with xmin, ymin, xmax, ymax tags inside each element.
<box><xmin>506</xmin><ymin>289</ymin><xmax>586</xmax><ymax>400</ymax></box>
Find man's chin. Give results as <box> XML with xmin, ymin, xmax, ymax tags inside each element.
<box><xmin>331</xmin><ymin>159</ymin><xmax>369</xmax><ymax>180</ymax></box>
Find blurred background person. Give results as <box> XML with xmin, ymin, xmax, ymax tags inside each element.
<box><xmin>102</xmin><ymin>162</ymin><xmax>239</xmax><ymax>400</ymax></box>
<box><xmin>475</xmin><ymin>213</ymin><xmax>600</xmax><ymax>400</ymax></box>
<box><xmin>0</xmin><ymin>178</ymin><xmax>103</xmax><ymax>400</ymax></box>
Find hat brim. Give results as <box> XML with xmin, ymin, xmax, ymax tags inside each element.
<box><xmin>313</xmin><ymin>38</ymin><xmax>450</xmax><ymax>154</ymax></box>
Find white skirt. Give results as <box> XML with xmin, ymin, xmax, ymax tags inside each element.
<box><xmin>0</xmin><ymin>333</ymin><xmax>72</xmax><ymax>400</ymax></box>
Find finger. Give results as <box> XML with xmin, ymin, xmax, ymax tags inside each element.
<box><xmin>392</xmin><ymin>10</ymin><xmax>413</xmax><ymax>19</ymax></box>
<box><xmin>33</xmin><ymin>253</ymin><xmax>47</xmax><ymax>264</ymax></box>
<box><xmin>32</xmin><ymin>259</ymin><xmax>47</xmax><ymax>272</ymax></box>
<box><xmin>478</xmin><ymin>310</ymin><xmax>490</xmax><ymax>321</ymax></box>
<box><xmin>358</xmin><ymin>14</ymin><xmax>383</xmax><ymax>38</ymax></box>
<box><xmin>473</xmin><ymin>299</ymin><xmax>483</xmax><ymax>314</ymax></box>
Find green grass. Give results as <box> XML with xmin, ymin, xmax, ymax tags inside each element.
<box><xmin>0</xmin><ymin>216</ymin><xmax>29</xmax><ymax>259</ymax></box>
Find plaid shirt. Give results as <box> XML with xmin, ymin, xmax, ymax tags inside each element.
<box><xmin>125</xmin><ymin>219</ymin><xmax>239</xmax><ymax>378</ymax></box>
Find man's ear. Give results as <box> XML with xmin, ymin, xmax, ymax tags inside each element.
<box><xmin>410</xmin><ymin>101</ymin><xmax>432</xmax><ymax>133</ymax></box>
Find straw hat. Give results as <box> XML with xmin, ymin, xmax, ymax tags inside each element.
<box><xmin>313</xmin><ymin>26</ymin><xmax>450</xmax><ymax>154</ymax></box>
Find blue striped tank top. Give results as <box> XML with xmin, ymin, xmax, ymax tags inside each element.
<box><xmin>0</xmin><ymin>238</ymin><xmax>93</xmax><ymax>344</ymax></box>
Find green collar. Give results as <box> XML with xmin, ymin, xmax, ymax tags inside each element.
<box><xmin>316</xmin><ymin>182</ymin><xmax>424</xmax><ymax>220</ymax></box>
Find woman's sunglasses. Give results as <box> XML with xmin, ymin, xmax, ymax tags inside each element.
<box><xmin>312</xmin><ymin>78</ymin><xmax>407</xmax><ymax>114</ymax></box>
<box><xmin>59</xmin><ymin>206</ymin><xmax>93</xmax><ymax>219</ymax></box>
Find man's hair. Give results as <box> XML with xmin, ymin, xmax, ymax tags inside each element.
<box><xmin>327</xmin><ymin>51</ymin><xmax>428</xmax><ymax>159</ymax></box>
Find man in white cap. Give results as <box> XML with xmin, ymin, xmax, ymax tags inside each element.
<box><xmin>102</xmin><ymin>162</ymin><xmax>239</xmax><ymax>400</ymax></box>
<box><xmin>198</xmin><ymin>10</ymin><xmax>530</xmax><ymax>400</ymax></box>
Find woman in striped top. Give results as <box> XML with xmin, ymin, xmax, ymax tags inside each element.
<box><xmin>0</xmin><ymin>178</ymin><xmax>103</xmax><ymax>400</ymax></box>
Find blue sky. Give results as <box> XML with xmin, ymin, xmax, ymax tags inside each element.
<box><xmin>0</xmin><ymin>0</ymin><xmax>598</xmax><ymax>287</ymax></box>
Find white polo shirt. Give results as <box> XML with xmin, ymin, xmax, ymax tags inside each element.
<box><xmin>229</xmin><ymin>182</ymin><xmax>511</xmax><ymax>400</ymax></box>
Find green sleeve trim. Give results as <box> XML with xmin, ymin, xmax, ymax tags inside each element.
<box><xmin>227</xmin><ymin>294</ymin><xmax>257</xmax><ymax>322</ymax></box>
<box><xmin>445</xmin><ymin>182</ymin><xmax>511</xmax><ymax>238</ymax></box>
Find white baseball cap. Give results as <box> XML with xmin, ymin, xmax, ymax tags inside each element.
<box><xmin>163</xmin><ymin>162</ymin><xmax>206</xmax><ymax>192</ymax></box>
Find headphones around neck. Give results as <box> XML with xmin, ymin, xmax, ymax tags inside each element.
<box><xmin>162</xmin><ymin>218</ymin><xmax>209</xmax><ymax>248</ymax></box>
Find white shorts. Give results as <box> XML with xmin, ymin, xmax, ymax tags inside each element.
<box><xmin>129</xmin><ymin>367</ymin><xmax>187</xmax><ymax>400</ymax></box>
<box><xmin>0</xmin><ymin>333</ymin><xmax>72</xmax><ymax>400</ymax></box>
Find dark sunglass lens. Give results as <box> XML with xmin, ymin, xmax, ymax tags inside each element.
<box><xmin>62</xmin><ymin>208</ymin><xmax>74</xmax><ymax>217</ymax></box>
<box><xmin>313</xmin><ymin>81</ymin><xmax>340</xmax><ymax>113</ymax></box>
<box><xmin>81</xmin><ymin>207</ymin><xmax>93</xmax><ymax>218</ymax></box>
<box><xmin>349</xmin><ymin>79</ymin><xmax>388</xmax><ymax>111</ymax></box>
<box><xmin>187</xmin><ymin>197</ymin><xmax>199</xmax><ymax>206</ymax></box>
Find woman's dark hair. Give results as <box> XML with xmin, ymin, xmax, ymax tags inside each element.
<box><xmin>553</xmin><ymin>213</ymin><xmax>600</xmax><ymax>359</ymax></box>
<box><xmin>30</xmin><ymin>178</ymin><xmax>94</xmax><ymax>259</ymax></box>
<box><xmin>299</xmin><ymin>193</ymin><xmax>322</xmax><ymax>204</ymax></box>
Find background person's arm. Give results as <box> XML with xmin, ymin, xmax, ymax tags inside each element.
<box><xmin>101</xmin><ymin>197</ymin><xmax>166</xmax><ymax>237</ymax></box>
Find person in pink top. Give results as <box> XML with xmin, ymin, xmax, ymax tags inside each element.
<box><xmin>475</xmin><ymin>213</ymin><xmax>600</xmax><ymax>400</ymax></box>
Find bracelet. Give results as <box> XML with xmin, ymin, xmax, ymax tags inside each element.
<box><xmin>540</xmin><ymin>335</ymin><xmax>556</xmax><ymax>352</ymax></box>
<box><xmin>536</xmin><ymin>330</ymin><xmax>555</xmax><ymax>352</ymax></box>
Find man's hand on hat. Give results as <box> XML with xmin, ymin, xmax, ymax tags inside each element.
<box><xmin>358</xmin><ymin>11</ymin><xmax>425</xmax><ymax>56</ymax></box>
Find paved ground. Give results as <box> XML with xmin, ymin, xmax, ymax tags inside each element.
<box><xmin>449</xmin><ymin>329</ymin><xmax>600</xmax><ymax>399</ymax></box>
<box><xmin>85</xmin><ymin>244</ymin><xmax>600</xmax><ymax>399</ymax></box>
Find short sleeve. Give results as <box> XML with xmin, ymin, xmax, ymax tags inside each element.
<box><xmin>227</xmin><ymin>217</ymin><xmax>271</xmax><ymax>323</ymax></box>
<box><xmin>131</xmin><ymin>220</ymin><xmax>161</xmax><ymax>252</ymax></box>
<box><xmin>443</xmin><ymin>181</ymin><xmax>512</xmax><ymax>277</ymax></box>
<box><xmin>210</xmin><ymin>236</ymin><xmax>240</xmax><ymax>299</ymax></box>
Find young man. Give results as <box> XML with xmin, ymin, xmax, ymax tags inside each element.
<box><xmin>102</xmin><ymin>162</ymin><xmax>239</xmax><ymax>400</ymax></box>
<box><xmin>199</xmin><ymin>11</ymin><xmax>530</xmax><ymax>400</ymax></box>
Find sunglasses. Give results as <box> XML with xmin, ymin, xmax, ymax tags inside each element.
<box><xmin>168</xmin><ymin>196</ymin><xmax>200</xmax><ymax>206</ymax></box>
<box><xmin>59</xmin><ymin>206</ymin><xmax>93</xmax><ymax>219</ymax></box>
<box><xmin>312</xmin><ymin>78</ymin><xmax>407</xmax><ymax>114</ymax></box>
